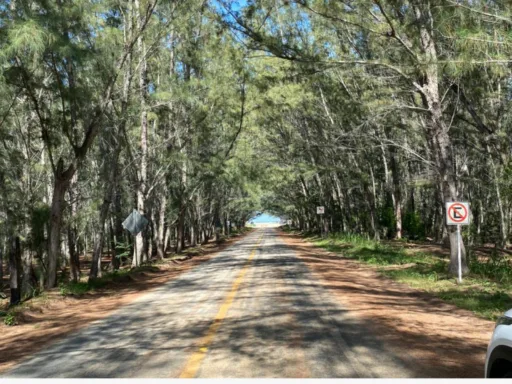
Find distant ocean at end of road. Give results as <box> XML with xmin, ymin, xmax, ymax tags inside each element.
<box><xmin>249</xmin><ymin>213</ymin><xmax>281</xmax><ymax>223</ymax></box>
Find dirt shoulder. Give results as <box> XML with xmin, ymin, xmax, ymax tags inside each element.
<box><xmin>280</xmin><ymin>230</ymin><xmax>495</xmax><ymax>378</ymax></box>
<box><xmin>0</xmin><ymin>230</ymin><xmax>252</xmax><ymax>374</ymax></box>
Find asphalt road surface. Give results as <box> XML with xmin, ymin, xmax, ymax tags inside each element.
<box><xmin>5</xmin><ymin>228</ymin><xmax>419</xmax><ymax>378</ymax></box>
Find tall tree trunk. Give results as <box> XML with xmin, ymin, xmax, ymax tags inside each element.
<box><xmin>389</xmin><ymin>142</ymin><xmax>403</xmax><ymax>239</ymax></box>
<box><xmin>9</xmin><ymin>236</ymin><xmax>21</xmax><ymax>306</ymax></box>
<box><xmin>112</xmin><ymin>189</ymin><xmax>124</xmax><ymax>270</ymax></box>
<box><xmin>133</xmin><ymin>0</ymin><xmax>148</xmax><ymax>267</ymax></box>
<box><xmin>487</xmin><ymin>144</ymin><xmax>507</xmax><ymax>248</ymax></box>
<box><xmin>48</xmin><ymin>162</ymin><xmax>75</xmax><ymax>288</ymax></box>
<box><xmin>21</xmin><ymin>244</ymin><xmax>33</xmax><ymax>299</ymax></box>
<box><xmin>0</xmin><ymin>239</ymin><xmax>4</xmax><ymax>289</ymax></box>
<box><xmin>68</xmin><ymin>174</ymin><xmax>80</xmax><ymax>282</ymax></box>
<box><xmin>163</xmin><ymin>225</ymin><xmax>171</xmax><ymax>254</ymax></box>
<box><xmin>155</xmin><ymin>195</ymin><xmax>166</xmax><ymax>259</ymax></box>
<box><xmin>415</xmin><ymin>4</ymin><xmax>468</xmax><ymax>276</ymax></box>
<box><xmin>90</xmin><ymin>130</ymin><xmax>124</xmax><ymax>279</ymax></box>
<box><xmin>176</xmin><ymin>207</ymin><xmax>185</xmax><ymax>253</ymax></box>
<box><xmin>90</xmin><ymin>207</ymin><xmax>109</xmax><ymax>280</ymax></box>
<box><xmin>190</xmin><ymin>219</ymin><xmax>197</xmax><ymax>247</ymax></box>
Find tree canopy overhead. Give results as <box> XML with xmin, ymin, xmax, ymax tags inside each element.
<box><xmin>1</xmin><ymin>0</ymin><xmax>512</xmax><ymax>302</ymax></box>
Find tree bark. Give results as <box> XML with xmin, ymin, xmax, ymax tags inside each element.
<box><xmin>487</xmin><ymin>143</ymin><xmax>507</xmax><ymax>247</ymax></box>
<box><xmin>414</xmin><ymin>4</ymin><xmax>468</xmax><ymax>276</ymax></box>
<box><xmin>133</xmin><ymin>0</ymin><xmax>148</xmax><ymax>267</ymax></box>
<box><xmin>176</xmin><ymin>207</ymin><xmax>185</xmax><ymax>253</ymax></box>
<box><xmin>9</xmin><ymin>236</ymin><xmax>21</xmax><ymax>306</ymax></box>
<box><xmin>48</xmin><ymin>161</ymin><xmax>75</xmax><ymax>288</ymax></box>
<box><xmin>112</xmin><ymin>189</ymin><xmax>123</xmax><ymax>270</ymax></box>
<box><xmin>21</xmin><ymin>231</ymin><xmax>34</xmax><ymax>299</ymax></box>
<box><xmin>156</xmin><ymin>193</ymin><xmax>167</xmax><ymax>260</ymax></box>
<box><xmin>388</xmin><ymin>141</ymin><xmax>403</xmax><ymax>239</ymax></box>
<box><xmin>0</xmin><ymin>239</ymin><xmax>4</xmax><ymax>289</ymax></box>
<box><xmin>67</xmin><ymin>174</ymin><xmax>80</xmax><ymax>282</ymax></box>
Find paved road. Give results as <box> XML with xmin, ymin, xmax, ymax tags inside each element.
<box><xmin>5</xmin><ymin>228</ymin><xmax>417</xmax><ymax>378</ymax></box>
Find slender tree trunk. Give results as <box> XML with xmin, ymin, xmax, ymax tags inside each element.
<box><xmin>90</xmin><ymin>204</ymin><xmax>110</xmax><ymax>280</ymax></box>
<box><xmin>133</xmin><ymin>0</ymin><xmax>148</xmax><ymax>267</ymax></box>
<box><xmin>90</xmin><ymin>131</ymin><xmax>124</xmax><ymax>279</ymax></box>
<box><xmin>415</xmin><ymin>4</ymin><xmax>468</xmax><ymax>276</ymax></box>
<box><xmin>21</xmin><ymin>233</ymin><xmax>34</xmax><ymax>299</ymax></box>
<box><xmin>176</xmin><ymin>207</ymin><xmax>185</xmax><ymax>253</ymax></box>
<box><xmin>9</xmin><ymin>236</ymin><xmax>21</xmax><ymax>306</ymax></box>
<box><xmin>487</xmin><ymin>144</ymin><xmax>507</xmax><ymax>247</ymax></box>
<box><xmin>0</xmin><ymin>239</ymin><xmax>4</xmax><ymax>288</ymax></box>
<box><xmin>369</xmin><ymin>164</ymin><xmax>380</xmax><ymax>240</ymax></box>
<box><xmin>67</xmin><ymin>174</ymin><xmax>80</xmax><ymax>282</ymax></box>
<box><xmin>389</xmin><ymin>143</ymin><xmax>403</xmax><ymax>239</ymax></box>
<box><xmin>190</xmin><ymin>221</ymin><xmax>197</xmax><ymax>247</ymax></box>
<box><xmin>48</xmin><ymin>163</ymin><xmax>74</xmax><ymax>288</ymax></box>
<box><xmin>156</xmin><ymin>197</ymin><xmax>166</xmax><ymax>259</ymax></box>
<box><xmin>163</xmin><ymin>225</ymin><xmax>170</xmax><ymax>254</ymax></box>
<box><xmin>112</xmin><ymin>190</ymin><xmax>123</xmax><ymax>270</ymax></box>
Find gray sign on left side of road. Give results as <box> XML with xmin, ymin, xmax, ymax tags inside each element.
<box><xmin>122</xmin><ymin>209</ymin><xmax>149</xmax><ymax>235</ymax></box>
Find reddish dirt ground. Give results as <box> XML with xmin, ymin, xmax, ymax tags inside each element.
<box><xmin>0</xmin><ymin>231</ymin><xmax>252</xmax><ymax>374</ymax></box>
<box><xmin>280</xmin><ymin>230</ymin><xmax>496</xmax><ymax>378</ymax></box>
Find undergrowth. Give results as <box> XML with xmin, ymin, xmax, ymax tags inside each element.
<box><xmin>305</xmin><ymin>231</ymin><xmax>512</xmax><ymax>321</ymax></box>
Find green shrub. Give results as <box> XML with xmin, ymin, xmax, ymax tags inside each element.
<box><xmin>3</xmin><ymin>311</ymin><xmax>18</xmax><ymax>326</ymax></box>
<box><xmin>402</xmin><ymin>211</ymin><xmax>425</xmax><ymax>240</ymax></box>
<box><xmin>379</xmin><ymin>206</ymin><xmax>397</xmax><ymax>239</ymax></box>
<box><xmin>470</xmin><ymin>253</ymin><xmax>512</xmax><ymax>284</ymax></box>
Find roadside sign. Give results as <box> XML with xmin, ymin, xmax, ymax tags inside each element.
<box><xmin>122</xmin><ymin>209</ymin><xmax>149</xmax><ymax>235</ymax></box>
<box><xmin>445</xmin><ymin>201</ymin><xmax>470</xmax><ymax>284</ymax></box>
<box><xmin>287</xmin><ymin>220</ymin><xmax>292</xmax><ymax>225</ymax></box>
<box><xmin>446</xmin><ymin>202</ymin><xmax>470</xmax><ymax>225</ymax></box>
<box><xmin>316</xmin><ymin>206</ymin><xmax>325</xmax><ymax>215</ymax></box>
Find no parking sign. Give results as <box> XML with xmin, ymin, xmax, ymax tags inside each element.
<box><xmin>446</xmin><ymin>202</ymin><xmax>470</xmax><ymax>225</ymax></box>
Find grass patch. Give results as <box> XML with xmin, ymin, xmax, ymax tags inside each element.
<box><xmin>59</xmin><ymin>265</ymin><xmax>160</xmax><ymax>297</ymax></box>
<box><xmin>310</xmin><ymin>233</ymin><xmax>438</xmax><ymax>266</ymax></box>
<box><xmin>305</xmin><ymin>232</ymin><xmax>512</xmax><ymax>321</ymax></box>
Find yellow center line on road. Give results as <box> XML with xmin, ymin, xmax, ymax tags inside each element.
<box><xmin>178</xmin><ymin>233</ymin><xmax>264</xmax><ymax>378</ymax></box>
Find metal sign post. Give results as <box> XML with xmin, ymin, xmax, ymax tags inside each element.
<box><xmin>446</xmin><ymin>202</ymin><xmax>470</xmax><ymax>283</ymax></box>
<box><xmin>457</xmin><ymin>224</ymin><xmax>462</xmax><ymax>283</ymax></box>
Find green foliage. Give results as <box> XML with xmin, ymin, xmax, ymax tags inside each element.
<box><xmin>402</xmin><ymin>211</ymin><xmax>425</xmax><ymax>240</ymax></box>
<box><xmin>3</xmin><ymin>311</ymin><xmax>18</xmax><ymax>326</ymax></box>
<box><xmin>59</xmin><ymin>282</ymin><xmax>93</xmax><ymax>296</ymax></box>
<box><xmin>313</xmin><ymin>232</ymin><xmax>436</xmax><ymax>266</ymax></box>
<box><xmin>379</xmin><ymin>206</ymin><xmax>397</xmax><ymax>239</ymax></box>
<box><xmin>470</xmin><ymin>253</ymin><xmax>512</xmax><ymax>284</ymax></box>
<box><xmin>5</xmin><ymin>20</ymin><xmax>48</xmax><ymax>58</ymax></box>
<box><xmin>308</xmin><ymin>231</ymin><xmax>512</xmax><ymax>320</ymax></box>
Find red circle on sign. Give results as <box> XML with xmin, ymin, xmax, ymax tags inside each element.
<box><xmin>448</xmin><ymin>203</ymin><xmax>468</xmax><ymax>223</ymax></box>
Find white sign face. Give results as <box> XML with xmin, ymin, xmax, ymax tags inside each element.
<box><xmin>227</xmin><ymin>220</ymin><xmax>230</xmax><ymax>226</ymax></box>
<box><xmin>287</xmin><ymin>220</ymin><xmax>292</xmax><ymax>225</ymax></box>
<box><xmin>317</xmin><ymin>206</ymin><xmax>325</xmax><ymax>215</ymax></box>
<box><xmin>446</xmin><ymin>202</ymin><xmax>470</xmax><ymax>225</ymax></box>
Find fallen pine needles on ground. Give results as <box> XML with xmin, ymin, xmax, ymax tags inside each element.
<box><xmin>293</xmin><ymin>229</ymin><xmax>512</xmax><ymax>321</ymax></box>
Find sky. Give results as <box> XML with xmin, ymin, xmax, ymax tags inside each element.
<box><xmin>249</xmin><ymin>213</ymin><xmax>281</xmax><ymax>223</ymax></box>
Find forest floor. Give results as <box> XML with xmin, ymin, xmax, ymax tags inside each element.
<box><xmin>289</xmin><ymin>229</ymin><xmax>512</xmax><ymax>321</ymax></box>
<box><xmin>0</xmin><ymin>229</ymin><xmax>253</xmax><ymax>373</ymax></box>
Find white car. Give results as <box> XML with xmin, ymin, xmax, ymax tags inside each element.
<box><xmin>486</xmin><ymin>309</ymin><xmax>512</xmax><ymax>378</ymax></box>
